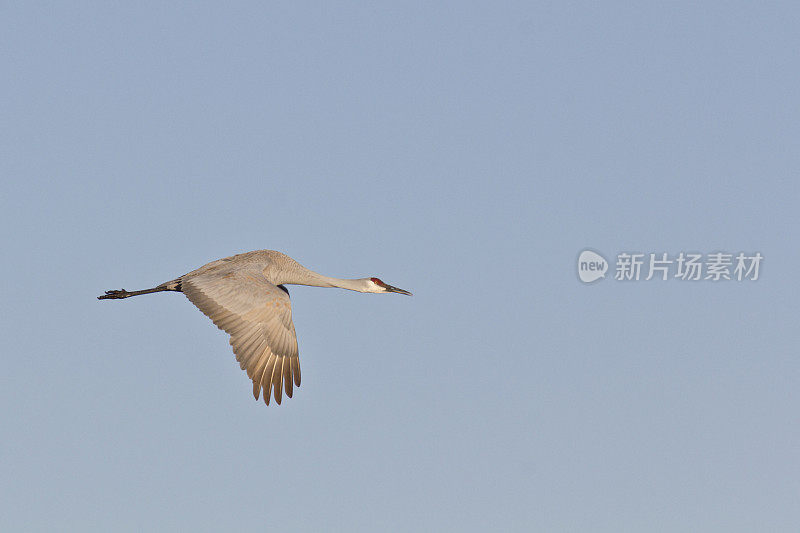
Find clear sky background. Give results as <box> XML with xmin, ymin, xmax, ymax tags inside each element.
<box><xmin>2</xmin><ymin>2</ymin><xmax>799</xmax><ymax>532</ymax></box>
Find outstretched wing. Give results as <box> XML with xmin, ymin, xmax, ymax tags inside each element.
<box><xmin>181</xmin><ymin>268</ymin><xmax>300</xmax><ymax>405</ymax></box>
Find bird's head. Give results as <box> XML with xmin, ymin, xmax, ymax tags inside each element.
<box><xmin>365</xmin><ymin>277</ymin><xmax>412</xmax><ymax>295</ymax></box>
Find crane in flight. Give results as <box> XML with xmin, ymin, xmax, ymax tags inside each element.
<box><xmin>98</xmin><ymin>250</ymin><xmax>411</xmax><ymax>406</ymax></box>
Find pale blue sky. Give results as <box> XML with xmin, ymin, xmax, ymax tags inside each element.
<box><xmin>2</xmin><ymin>2</ymin><xmax>799</xmax><ymax>531</ymax></box>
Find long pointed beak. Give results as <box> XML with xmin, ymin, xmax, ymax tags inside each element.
<box><xmin>385</xmin><ymin>284</ymin><xmax>412</xmax><ymax>296</ymax></box>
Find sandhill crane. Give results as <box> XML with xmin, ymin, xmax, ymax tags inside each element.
<box><xmin>98</xmin><ymin>250</ymin><xmax>411</xmax><ymax>405</ymax></box>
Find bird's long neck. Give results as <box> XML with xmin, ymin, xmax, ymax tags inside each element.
<box><xmin>294</xmin><ymin>273</ymin><xmax>366</xmax><ymax>292</ymax></box>
<box><xmin>273</xmin><ymin>259</ymin><xmax>367</xmax><ymax>292</ymax></box>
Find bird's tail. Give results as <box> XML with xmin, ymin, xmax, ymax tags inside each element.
<box><xmin>158</xmin><ymin>278</ymin><xmax>182</xmax><ymax>291</ymax></box>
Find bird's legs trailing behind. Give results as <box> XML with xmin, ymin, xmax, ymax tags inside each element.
<box><xmin>98</xmin><ymin>281</ymin><xmax>182</xmax><ymax>300</ymax></box>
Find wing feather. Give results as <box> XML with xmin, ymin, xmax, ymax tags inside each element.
<box><xmin>243</xmin><ymin>334</ymin><xmax>269</xmax><ymax>369</ymax></box>
<box><xmin>261</xmin><ymin>352</ymin><xmax>277</xmax><ymax>404</ymax></box>
<box><xmin>284</xmin><ymin>354</ymin><xmax>293</xmax><ymax>398</ymax></box>
<box><xmin>291</xmin><ymin>356</ymin><xmax>301</xmax><ymax>387</ymax></box>
<box><xmin>272</xmin><ymin>355</ymin><xmax>283</xmax><ymax>404</ymax></box>
<box><xmin>248</xmin><ymin>345</ymin><xmax>270</xmax><ymax>386</ymax></box>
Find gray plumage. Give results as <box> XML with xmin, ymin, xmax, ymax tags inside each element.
<box><xmin>98</xmin><ymin>250</ymin><xmax>411</xmax><ymax>406</ymax></box>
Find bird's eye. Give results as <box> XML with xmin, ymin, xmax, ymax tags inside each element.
<box><xmin>370</xmin><ymin>277</ymin><xmax>384</xmax><ymax>286</ymax></box>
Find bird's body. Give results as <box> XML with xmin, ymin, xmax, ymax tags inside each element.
<box><xmin>98</xmin><ymin>250</ymin><xmax>411</xmax><ymax>405</ymax></box>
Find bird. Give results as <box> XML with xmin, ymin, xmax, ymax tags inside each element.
<box><xmin>98</xmin><ymin>249</ymin><xmax>411</xmax><ymax>405</ymax></box>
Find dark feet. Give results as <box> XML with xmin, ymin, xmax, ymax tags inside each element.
<box><xmin>98</xmin><ymin>289</ymin><xmax>130</xmax><ymax>300</ymax></box>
